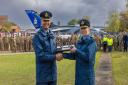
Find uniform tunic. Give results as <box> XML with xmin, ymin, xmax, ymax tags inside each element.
<box><xmin>64</xmin><ymin>35</ymin><xmax>97</xmax><ymax>85</ymax></box>
<box><xmin>32</xmin><ymin>27</ymin><xmax>57</xmax><ymax>83</ymax></box>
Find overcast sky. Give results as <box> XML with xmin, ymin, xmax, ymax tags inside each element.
<box><xmin>0</xmin><ymin>0</ymin><xmax>126</xmax><ymax>29</ymax></box>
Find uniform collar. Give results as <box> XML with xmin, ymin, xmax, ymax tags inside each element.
<box><xmin>78</xmin><ymin>35</ymin><xmax>94</xmax><ymax>45</ymax></box>
<box><xmin>39</xmin><ymin>27</ymin><xmax>49</xmax><ymax>36</ymax></box>
<box><xmin>39</xmin><ymin>27</ymin><xmax>54</xmax><ymax>39</ymax></box>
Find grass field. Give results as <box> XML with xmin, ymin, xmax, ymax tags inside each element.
<box><xmin>0</xmin><ymin>52</ymin><xmax>100</xmax><ymax>85</ymax></box>
<box><xmin>112</xmin><ymin>52</ymin><xmax>128</xmax><ymax>85</ymax></box>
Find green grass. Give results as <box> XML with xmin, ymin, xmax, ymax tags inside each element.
<box><xmin>0</xmin><ymin>52</ymin><xmax>100</xmax><ymax>85</ymax></box>
<box><xmin>112</xmin><ymin>52</ymin><xmax>128</xmax><ymax>85</ymax></box>
<box><xmin>95</xmin><ymin>51</ymin><xmax>101</xmax><ymax>69</ymax></box>
<box><xmin>0</xmin><ymin>53</ymin><xmax>35</xmax><ymax>85</ymax></box>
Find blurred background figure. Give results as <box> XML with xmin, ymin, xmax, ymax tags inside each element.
<box><xmin>122</xmin><ymin>32</ymin><xmax>128</xmax><ymax>52</ymax></box>
<box><xmin>107</xmin><ymin>35</ymin><xmax>113</xmax><ymax>52</ymax></box>
<box><xmin>102</xmin><ymin>35</ymin><xmax>108</xmax><ymax>52</ymax></box>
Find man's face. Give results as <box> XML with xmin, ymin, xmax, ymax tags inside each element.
<box><xmin>80</xmin><ymin>26</ymin><xmax>90</xmax><ymax>35</ymax></box>
<box><xmin>42</xmin><ymin>18</ymin><xmax>51</xmax><ymax>30</ymax></box>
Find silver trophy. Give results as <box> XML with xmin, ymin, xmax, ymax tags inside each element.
<box><xmin>56</xmin><ymin>35</ymin><xmax>75</xmax><ymax>53</ymax></box>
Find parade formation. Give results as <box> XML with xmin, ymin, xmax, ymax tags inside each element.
<box><xmin>0</xmin><ymin>33</ymin><xmax>33</xmax><ymax>52</ymax></box>
<box><xmin>0</xmin><ymin>31</ymin><xmax>127</xmax><ymax>53</ymax></box>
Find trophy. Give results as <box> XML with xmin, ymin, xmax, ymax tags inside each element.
<box><xmin>56</xmin><ymin>45</ymin><xmax>74</xmax><ymax>53</ymax></box>
<box><xmin>56</xmin><ymin>36</ymin><xmax>75</xmax><ymax>53</ymax></box>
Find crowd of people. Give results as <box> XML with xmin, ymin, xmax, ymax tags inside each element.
<box><xmin>94</xmin><ymin>32</ymin><xmax>128</xmax><ymax>52</ymax></box>
<box><xmin>0</xmin><ymin>33</ymin><xmax>33</xmax><ymax>52</ymax></box>
<box><xmin>0</xmin><ymin>31</ymin><xmax>128</xmax><ymax>53</ymax></box>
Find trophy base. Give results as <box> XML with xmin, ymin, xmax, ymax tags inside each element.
<box><xmin>56</xmin><ymin>45</ymin><xmax>74</xmax><ymax>53</ymax></box>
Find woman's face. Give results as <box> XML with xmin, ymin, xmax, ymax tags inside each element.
<box><xmin>80</xmin><ymin>26</ymin><xmax>90</xmax><ymax>36</ymax></box>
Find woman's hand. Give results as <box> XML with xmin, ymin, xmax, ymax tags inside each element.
<box><xmin>70</xmin><ymin>47</ymin><xmax>77</xmax><ymax>53</ymax></box>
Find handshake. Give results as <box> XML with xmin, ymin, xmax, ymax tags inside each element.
<box><xmin>55</xmin><ymin>53</ymin><xmax>63</xmax><ymax>61</ymax></box>
<box><xmin>55</xmin><ymin>46</ymin><xmax>77</xmax><ymax>61</ymax></box>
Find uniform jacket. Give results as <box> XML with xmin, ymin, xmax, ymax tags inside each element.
<box><xmin>32</xmin><ymin>27</ymin><xmax>57</xmax><ymax>82</ymax></box>
<box><xmin>64</xmin><ymin>35</ymin><xmax>97</xmax><ymax>85</ymax></box>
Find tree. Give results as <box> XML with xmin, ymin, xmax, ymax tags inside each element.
<box><xmin>106</xmin><ymin>11</ymin><xmax>121</xmax><ymax>32</ymax></box>
<box><xmin>68</xmin><ymin>19</ymin><xmax>79</xmax><ymax>25</ymax></box>
<box><xmin>106</xmin><ymin>0</ymin><xmax>128</xmax><ymax>32</ymax></box>
<box><xmin>120</xmin><ymin>11</ymin><xmax>128</xmax><ymax>31</ymax></box>
<box><xmin>1</xmin><ymin>22</ymin><xmax>16</xmax><ymax>32</ymax></box>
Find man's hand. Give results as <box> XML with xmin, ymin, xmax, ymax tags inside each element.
<box><xmin>55</xmin><ymin>53</ymin><xmax>63</xmax><ymax>61</ymax></box>
<box><xmin>70</xmin><ymin>47</ymin><xmax>77</xmax><ymax>53</ymax></box>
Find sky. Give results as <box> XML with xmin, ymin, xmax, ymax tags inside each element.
<box><xmin>0</xmin><ymin>0</ymin><xmax>126</xmax><ymax>29</ymax></box>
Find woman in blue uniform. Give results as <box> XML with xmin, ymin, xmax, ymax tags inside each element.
<box><xmin>63</xmin><ymin>19</ymin><xmax>97</xmax><ymax>85</ymax></box>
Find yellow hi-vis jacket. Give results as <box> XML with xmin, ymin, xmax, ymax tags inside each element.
<box><xmin>102</xmin><ymin>37</ymin><xmax>108</xmax><ymax>44</ymax></box>
<box><xmin>103</xmin><ymin>37</ymin><xmax>108</xmax><ymax>42</ymax></box>
<box><xmin>107</xmin><ymin>38</ymin><xmax>113</xmax><ymax>46</ymax></box>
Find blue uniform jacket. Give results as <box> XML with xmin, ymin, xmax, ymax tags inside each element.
<box><xmin>63</xmin><ymin>35</ymin><xmax>97</xmax><ymax>85</ymax></box>
<box><xmin>32</xmin><ymin>27</ymin><xmax>57</xmax><ymax>82</ymax></box>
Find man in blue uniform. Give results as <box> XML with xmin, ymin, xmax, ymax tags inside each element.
<box><xmin>63</xmin><ymin>19</ymin><xmax>97</xmax><ymax>85</ymax></box>
<box><xmin>32</xmin><ymin>11</ymin><xmax>63</xmax><ymax>85</ymax></box>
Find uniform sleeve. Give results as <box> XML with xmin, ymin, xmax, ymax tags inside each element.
<box><xmin>76</xmin><ymin>42</ymin><xmax>97</xmax><ymax>62</ymax></box>
<box><xmin>63</xmin><ymin>53</ymin><xmax>76</xmax><ymax>60</ymax></box>
<box><xmin>32</xmin><ymin>35</ymin><xmax>56</xmax><ymax>62</ymax></box>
